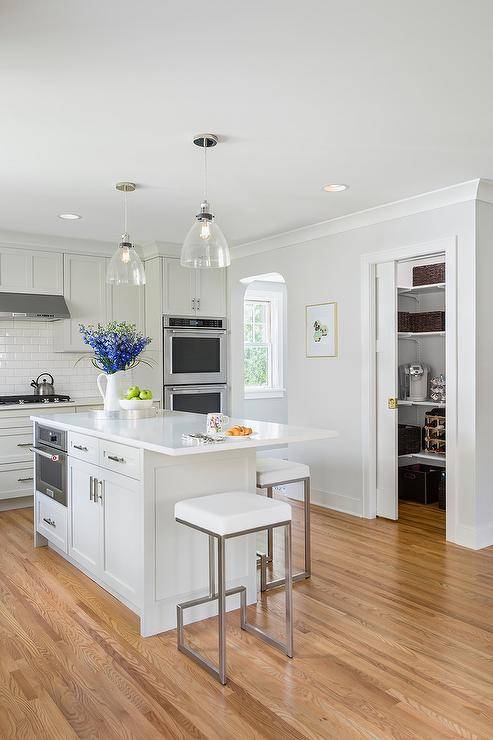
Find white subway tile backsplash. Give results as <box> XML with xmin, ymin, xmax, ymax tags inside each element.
<box><xmin>0</xmin><ymin>320</ymin><xmax>99</xmax><ymax>398</ymax></box>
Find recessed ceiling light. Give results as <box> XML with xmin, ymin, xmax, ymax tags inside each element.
<box><xmin>322</xmin><ymin>184</ymin><xmax>348</xmax><ymax>192</ymax></box>
<box><xmin>58</xmin><ymin>213</ymin><xmax>81</xmax><ymax>220</ymax></box>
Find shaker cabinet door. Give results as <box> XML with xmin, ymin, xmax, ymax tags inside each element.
<box><xmin>0</xmin><ymin>247</ymin><xmax>63</xmax><ymax>294</ymax></box>
<box><xmin>164</xmin><ymin>258</ymin><xmax>196</xmax><ymax>316</ymax></box>
<box><xmin>100</xmin><ymin>469</ymin><xmax>141</xmax><ymax>605</ymax></box>
<box><xmin>54</xmin><ymin>254</ymin><xmax>109</xmax><ymax>352</ymax></box>
<box><xmin>69</xmin><ymin>459</ymin><xmax>101</xmax><ymax>575</ymax></box>
<box><xmin>196</xmin><ymin>268</ymin><xmax>226</xmax><ymax>317</ymax></box>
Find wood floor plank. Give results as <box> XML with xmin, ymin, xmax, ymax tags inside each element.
<box><xmin>0</xmin><ymin>501</ymin><xmax>492</xmax><ymax>739</ymax></box>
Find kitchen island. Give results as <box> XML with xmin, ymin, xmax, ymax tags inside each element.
<box><xmin>31</xmin><ymin>410</ymin><xmax>337</xmax><ymax>636</ymax></box>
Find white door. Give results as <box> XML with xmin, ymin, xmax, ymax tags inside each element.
<box><xmin>69</xmin><ymin>459</ymin><xmax>101</xmax><ymax>574</ymax></box>
<box><xmin>196</xmin><ymin>268</ymin><xmax>226</xmax><ymax>317</ymax></box>
<box><xmin>100</xmin><ymin>469</ymin><xmax>141</xmax><ymax>605</ymax></box>
<box><xmin>54</xmin><ymin>254</ymin><xmax>108</xmax><ymax>352</ymax></box>
<box><xmin>164</xmin><ymin>258</ymin><xmax>196</xmax><ymax>316</ymax></box>
<box><xmin>375</xmin><ymin>261</ymin><xmax>398</xmax><ymax>519</ymax></box>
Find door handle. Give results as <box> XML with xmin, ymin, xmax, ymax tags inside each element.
<box><xmin>98</xmin><ymin>479</ymin><xmax>104</xmax><ymax>502</ymax></box>
<box><xmin>42</xmin><ymin>517</ymin><xmax>56</xmax><ymax>528</ymax></box>
<box><xmin>107</xmin><ymin>455</ymin><xmax>125</xmax><ymax>463</ymax></box>
<box><xmin>388</xmin><ymin>397</ymin><xmax>398</xmax><ymax>409</ymax></box>
<box><xmin>73</xmin><ymin>444</ymin><xmax>88</xmax><ymax>452</ymax></box>
<box><xmin>89</xmin><ymin>475</ymin><xmax>94</xmax><ymax>501</ymax></box>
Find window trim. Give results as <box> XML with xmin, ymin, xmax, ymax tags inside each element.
<box><xmin>243</xmin><ymin>288</ymin><xmax>285</xmax><ymax>400</ymax></box>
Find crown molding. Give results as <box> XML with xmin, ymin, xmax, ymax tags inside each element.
<box><xmin>0</xmin><ymin>228</ymin><xmax>116</xmax><ymax>257</ymax></box>
<box><xmin>141</xmin><ymin>240</ymin><xmax>182</xmax><ymax>260</ymax></box>
<box><xmin>232</xmin><ymin>178</ymin><xmax>484</xmax><ymax>260</ymax></box>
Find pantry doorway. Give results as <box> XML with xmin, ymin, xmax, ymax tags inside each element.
<box><xmin>361</xmin><ymin>236</ymin><xmax>457</xmax><ymax>543</ymax></box>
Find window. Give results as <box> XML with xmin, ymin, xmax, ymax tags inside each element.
<box><xmin>244</xmin><ymin>288</ymin><xmax>284</xmax><ymax>398</ymax></box>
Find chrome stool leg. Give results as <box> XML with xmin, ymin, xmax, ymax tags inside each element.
<box><xmin>260</xmin><ymin>476</ymin><xmax>311</xmax><ymax>591</ymax></box>
<box><xmin>177</xmin><ymin>521</ymin><xmax>294</xmax><ymax>685</ymax></box>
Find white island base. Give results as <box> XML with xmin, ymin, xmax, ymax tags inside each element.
<box><xmin>32</xmin><ymin>411</ymin><xmax>336</xmax><ymax>637</ymax></box>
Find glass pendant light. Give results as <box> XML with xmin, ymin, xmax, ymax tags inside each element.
<box><xmin>106</xmin><ymin>182</ymin><xmax>146</xmax><ymax>285</ymax></box>
<box><xmin>180</xmin><ymin>134</ymin><xmax>231</xmax><ymax>269</ymax></box>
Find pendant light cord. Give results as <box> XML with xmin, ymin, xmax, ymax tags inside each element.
<box><xmin>203</xmin><ymin>140</ymin><xmax>208</xmax><ymax>201</ymax></box>
<box><xmin>123</xmin><ymin>189</ymin><xmax>128</xmax><ymax>237</ymax></box>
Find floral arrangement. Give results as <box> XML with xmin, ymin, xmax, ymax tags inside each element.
<box><xmin>79</xmin><ymin>321</ymin><xmax>152</xmax><ymax>374</ymax></box>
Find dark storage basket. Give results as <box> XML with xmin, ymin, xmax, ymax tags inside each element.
<box><xmin>398</xmin><ymin>424</ymin><xmax>421</xmax><ymax>455</ymax></box>
<box><xmin>398</xmin><ymin>311</ymin><xmax>411</xmax><ymax>332</ymax></box>
<box><xmin>411</xmin><ymin>310</ymin><xmax>445</xmax><ymax>333</ymax></box>
<box><xmin>438</xmin><ymin>471</ymin><xmax>446</xmax><ymax>510</ymax></box>
<box><xmin>413</xmin><ymin>262</ymin><xmax>445</xmax><ymax>286</ymax></box>
<box><xmin>398</xmin><ymin>464</ymin><xmax>442</xmax><ymax>504</ymax></box>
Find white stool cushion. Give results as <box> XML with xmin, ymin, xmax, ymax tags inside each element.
<box><xmin>175</xmin><ymin>491</ymin><xmax>291</xmax><ymax>536</ymax></box>
<box><xmin>256</xmin><ymin>457</ymin><xmax>310</xmax><ymax>488</ymax></box>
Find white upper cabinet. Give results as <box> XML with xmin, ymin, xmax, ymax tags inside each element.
<box><xmin>109</xmin><ymin>284</ymin><xmax>145</xmax><ymax>333</ymax></box>
<box><xmin>0</xmin><ymin>247</ymin><xmax>63</xmax><ymax>295</ymax></box>
<box><xmin>53</xmin><ymin>254</ymin><xmax>109</xmax><ymax>352</ymax></box>
<box><xmin>164</xmin><ymin>258</ymin><xmax>196</xmax><ymax>316</ymax></box>
<box><xmin>163</xmin><ymin>258</ymin><xmax>226</xmax><ymax>317</ymax></box>
<box><xmin>196</xmin><ymin>268</ymin><xmax>226</xmax><ymax>317</ymax></box>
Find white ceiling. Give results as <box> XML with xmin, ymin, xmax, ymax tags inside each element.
<box><xmin>1</xmin><ymin>1</ymin><xmax>493</xmax><ymax>248</ymax></box>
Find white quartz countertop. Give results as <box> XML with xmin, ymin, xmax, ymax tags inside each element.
<box><xmin>30</xmin><ymin>410</ymin><xmax>338</xmax><ymax>456</ymax></box>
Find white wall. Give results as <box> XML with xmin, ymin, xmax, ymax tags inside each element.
<box><xmin>229</xmin><ymin>201</ymin><xmax>477</xmax><ymax>531</ymax></box>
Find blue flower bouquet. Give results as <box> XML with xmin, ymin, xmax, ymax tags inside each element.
<box><xmin>79</xmin><ymin>321</ymin><xmax>152</xmax><ymax>374</ymax></box>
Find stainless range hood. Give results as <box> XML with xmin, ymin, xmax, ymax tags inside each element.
<box><xmin>0</xmin><ymin>292</ymin><xmax>71</xmax><ymax>321</ymax></box>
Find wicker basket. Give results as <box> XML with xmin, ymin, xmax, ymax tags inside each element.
<box><xmin>424</xmin><ymin>409</ymin><xmax>446</xmax><ymax>456</ymax></box>
<box><xmin>413</xmin><ymin>263</ymin><xmax>445</xmax><ymax>286</ymax></box>
<box><xmin>398</xmin><ymin>311</ymin><xmax>412</xmax><ymax>332</ymax></box>
<box><xmin>398</xmin><ymin>424</ymin><xmax>421</xmax><ymax>455</ymax></box>
<box><xmin>411</xmin><ymin>311</ymin><xmax>445</xmax><ymax>333</ymax></box>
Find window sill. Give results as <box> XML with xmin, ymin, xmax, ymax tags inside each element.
<box><xmin>244</xmin><ymin>388</ymin><xmax>286</xmax><ymax>400</ymax></box>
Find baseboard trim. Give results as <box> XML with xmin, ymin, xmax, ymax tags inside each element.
<box><xmin>452</xmin><ymin>521</ymin><xmax>493</xmax><ymax>550</ymax></box>
<box><xmin>0</xmin><ymin>496</ymin><xmax>33</xmax><ymax>512</ymax></box>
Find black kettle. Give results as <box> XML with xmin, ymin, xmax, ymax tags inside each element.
<box><xmin>30</xmin><ymin>373</ymin><xmax>55</xmax><ymax>396</ymax></box>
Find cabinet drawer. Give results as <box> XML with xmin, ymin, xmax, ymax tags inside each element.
<box><xmin>69</xmin><ymin>432</ymin><xmax>99</xmax><ymax>465</ymax></box>
<box><xmin>36</xmin><ymin>493</ymin><xmax>67</xmax><ymax>552</ymax></box>
<box><xmin>0</xmin><ymin>428</ymin><xmax>33</xmax><ymax>463</ymax></box>
<box><xmin>0</xmin><ymin>464</ymin><xmax>34</xmax><ymax>501</ymax></box>
<box><xmin>100</xmin><ymin>440</ymin><xmax>141</xmax><ymax>479</ymax></box>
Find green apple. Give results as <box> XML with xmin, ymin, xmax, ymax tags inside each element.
<box><xmin>125</xmin><ymin>386</ymin><xmax>140</xmax><ymax>400</ymax></box>
<box><xmin>139</xmin><ymin>389</ymin><xmax>153</xmax><ymax>400</ymax></box>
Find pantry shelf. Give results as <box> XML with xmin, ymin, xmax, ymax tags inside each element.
<box><xmin>398</xmin><ymin>282</ymin><xmax>445</xmax><ymax>294</ymax></box>
<box><xmin>398</xmin><ymin>331</ymin><xmax>445</xmax><ymax>338</ymax></box>
<box><xmin>398</xmin><ymin>400</ymin><xmax>446</xmax><ymax>408</ymax></box>
<box><xmin>399</xmin><ymin>451</ymin><xmax>446</xmax><ymax>462</ymax></box>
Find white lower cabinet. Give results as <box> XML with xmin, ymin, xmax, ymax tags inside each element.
<box><xmin>69</xmin><ymin>459</ymin><xmax>100</xmax><ymax>575</ymax></box>
<box><xmin>68</xmin><ymin>457</ymin><xmax>141</xmax><ymax>607</ymax></box>
<box><xmin>36</xmin><ymin>493</ymin><xmax>68</xmax><ymax>552</ymax></box>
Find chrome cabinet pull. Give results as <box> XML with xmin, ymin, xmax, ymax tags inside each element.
<box><xmin>98</xmin><ymin>479</ymin><xmax>104</xmax><ymax>502</ymax></box>
<box><xmin>17</xmin><ymin>443</ymin><xmax>32</xmax><ymax>447</ymax></box>
<box><xmin>107</xmin><ymin>454</ymin><xmax>125</xmax><ymax>463</ymax></box>
<box><xmin>196</xmin><ymin>297</ymin><xmax>200</xmax><ymax>311</ymax></box>
<box><xmin>42</xmin><ymin>517</ymin><xmax>56</xmax><ymax>528</ymax></box>
<box><xmin>89</xmin><ymin>475</ymin><xmax>94</xmax><ymax>501</ymax></box>
<box><xmin>192</xmin><ymin>298</ymin><xmax>196</xmax><ymax>310</ymax></box>
<box><xmin>18</xmin><ymin>476</ymin><xmax>34</xmax><ymax>482</ymax></box>
<box><xmin>73</xmin><ymin>444</ymin><xmax>88</xmax><ymax>452</ymax></box>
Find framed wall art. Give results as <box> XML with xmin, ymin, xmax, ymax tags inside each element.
<box><xmin>305</xmin><ymin>301</ymin><xmax>338</xmax><ymax>358</ymax></box>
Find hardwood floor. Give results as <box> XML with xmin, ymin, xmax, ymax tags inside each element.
<box><xmin>0</xmin><ymin>502</ymin><xmax>492</xmax><ymax>739</ymax></box>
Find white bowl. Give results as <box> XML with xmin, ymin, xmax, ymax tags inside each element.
<box><xmin>119</xmin><ymin>398</ymin><xmax>153</xmax><ymax>410</ymax></box>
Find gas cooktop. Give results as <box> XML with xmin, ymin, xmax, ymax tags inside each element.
<box><xmin>0</xmin><ymin>394</ymin><xmax>71</xmax><ymax>406</ymax></box>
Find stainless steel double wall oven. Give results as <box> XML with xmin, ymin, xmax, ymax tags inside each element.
<box><xmin>163</xmin><ymin>315</ymin><xmax>228</xmax><ymax>414</ymax></box>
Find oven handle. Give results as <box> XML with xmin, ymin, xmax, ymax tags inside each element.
<box><xmin>30</xmin><ymin>447</ymin><xmax>64</xmax><ymax>462</ymax></box>
<box><xmin>167</xmin><ymin>329</ymin><xmax>227</xmax><ymax>335</ymax></box>
<box><xmin>169</xmin><ymin>386</ymin><xmax>228</xmax><ymax>393</ymax></box>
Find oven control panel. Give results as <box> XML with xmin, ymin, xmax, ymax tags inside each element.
<box><xmin>164</xmin><ymin>316</ymin><xmax>226</xmax><ymax>329</ymax></box>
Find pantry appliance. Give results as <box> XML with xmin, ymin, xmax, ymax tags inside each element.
<box><xmin>399</xmin><ymin>363</ymin><xmax>431</xmax><ymax>402</ymax></box>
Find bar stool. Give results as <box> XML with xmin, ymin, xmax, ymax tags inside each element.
<box><xmin>256</xmin><ymin>457</ymin><xmax>311</xmax><ymax>591</ymax></box>
<box><xmin>175</xmin><ymin>491</ymin><xmax>294</xmax><ymax>685</ymax></box>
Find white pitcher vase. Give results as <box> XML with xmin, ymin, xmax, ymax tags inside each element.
<box><xmin>97</xmin><ymin>371</ymin><xmax>126</xmax><ymax>412</ymax></box>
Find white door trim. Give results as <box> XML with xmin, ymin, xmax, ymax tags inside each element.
<box><xmin>361</xmin><ymin>236</ymin><xmax>458</xmax><ymax>543</ymax></box>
